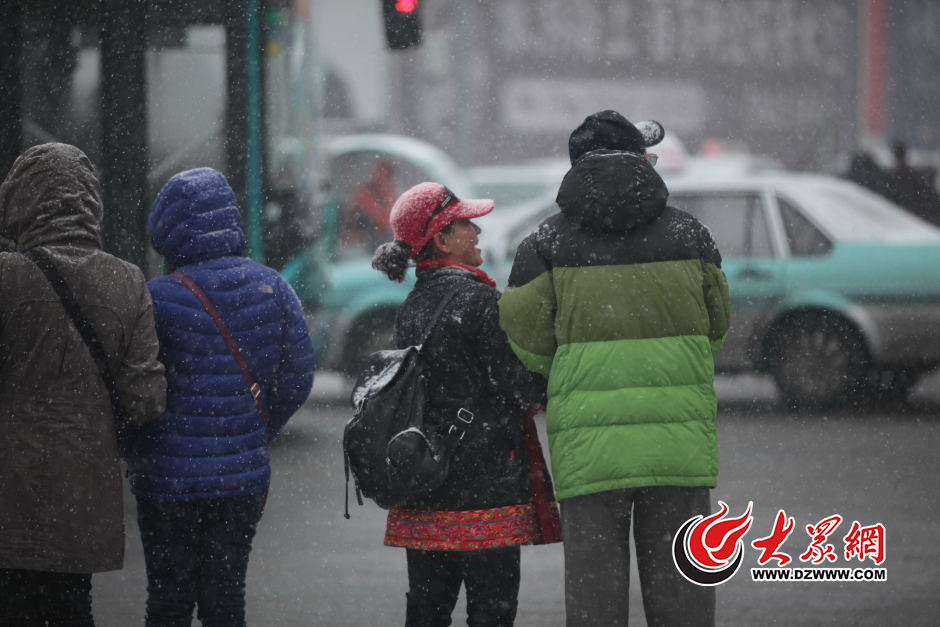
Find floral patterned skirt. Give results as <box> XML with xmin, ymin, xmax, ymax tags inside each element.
<box><xmin>384</xmin><ymin>503</ymin><xmax>548</xmax><ymax>551</ymax></box>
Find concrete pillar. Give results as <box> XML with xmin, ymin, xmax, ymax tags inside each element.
<box><xmin>0</xmin><ymin>0</ymin><xmax>23</xmax><ymax>181</ymax></box>
<box><xmin>226</xmin><ymin>1</ymin><xmax>248</xmax><ymax>213</ymax></box>
<box><xmin>99</xmin><ymin>0</ymin><xmax>149</xmax><ymax>268</ymax></box>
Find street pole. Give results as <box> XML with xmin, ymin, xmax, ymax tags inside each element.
<box><xmin>246</xmin><ymin>0</ymin><xmax>265</xmax><ymax>263</ymax></box>
<box><xmin>452</xmin><ymin>2</ymin><xmax>475</xmax><ymax>167</ymax></box>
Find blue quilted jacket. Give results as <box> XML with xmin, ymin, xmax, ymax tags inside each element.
<box><xmin>129</xmin><ymin>168</ymin><xmax>315</xmax><ymax>500</ymax></box>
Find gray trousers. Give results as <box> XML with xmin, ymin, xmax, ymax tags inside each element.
<box><xmin>562</xmin><ymin>487</ymin><xmax>715</xmax><ymax>627</ymax></box>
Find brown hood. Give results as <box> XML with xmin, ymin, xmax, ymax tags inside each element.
<box><xmin>0</xmin><ymin>143</ymin><xmax>103</xmax><ymax>251</ymax></box>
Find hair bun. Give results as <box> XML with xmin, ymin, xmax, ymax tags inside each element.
<box><xmin>372</xmin><ymin>240</ymin><xmax>413</xmax><ymax>283</ymax></box>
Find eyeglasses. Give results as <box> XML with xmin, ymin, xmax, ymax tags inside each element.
<box><xmin>645</xmin><ymin>153</ymin><xmax>658</xmax><ymax>166</ymax></box>
<box><xmin>422</xmin><ymin>187</ymin><xmax>457</xmax><ymax>237</ymax></box>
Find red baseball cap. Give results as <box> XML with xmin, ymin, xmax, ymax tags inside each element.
<box><xmin>390</xmin><ymin>182</ymin><xmax>494</xmax><ymax>258</ymax></box>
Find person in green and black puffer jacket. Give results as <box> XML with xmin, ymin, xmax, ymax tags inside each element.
<box><xmin>499</xmin><ymin>111</ymin><xmax>731</xmax><ymax>627</ymax></box>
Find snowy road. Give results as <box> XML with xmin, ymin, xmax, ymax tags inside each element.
<box><xmin>92</xmin><ymin>373</ymin><xmax>940</xmax><ymax>626</ymax></box>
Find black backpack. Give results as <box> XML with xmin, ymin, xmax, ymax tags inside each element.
<box><xmin>343</xmin><ymin>288</ymin><xmax>472</xmax><ymax>517</ymax></box>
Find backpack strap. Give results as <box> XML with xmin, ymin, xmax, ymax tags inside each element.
<box><xmin>171</xmin><ymin>272</ymin><xmax>269</xmax><ymax>439</ymax></box>
<box><xmin>419</xmin><ymin>288</ymin><xmax>460</xmax><ymax>347</ymax></box>
<box><xmin>418</xmin><ymin>287</ymin><xmax>478</xmax><ymax>439</ymax></box>
<box><xmin>23</xmin><ymin>249</ymin><xmax>125</xmax><ymax>422</ymax></box>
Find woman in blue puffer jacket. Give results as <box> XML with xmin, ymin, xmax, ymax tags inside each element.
<box><xmin>129</xmin><ymin>168</ymin><xmax>315</xmax><ymax>627</ymax></box>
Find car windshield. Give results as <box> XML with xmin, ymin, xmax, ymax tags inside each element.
<box><xmin>795</xmin><ymin>182</ymin><xmax>940</xmax><ymax>243</ymax></box>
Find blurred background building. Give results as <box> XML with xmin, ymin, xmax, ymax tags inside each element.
<box><xmin>1</xmin><ymin>0</ymin><xmax>939</xmax><ymax>267</ymax></box>
<box><xmin>379</xmin><ymin>0</ymin><xmax>940</xmax><ymax>170</ymax></box>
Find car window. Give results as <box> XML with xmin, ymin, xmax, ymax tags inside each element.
<box><xmin>798</xmin><ymin>182</ymin><xmax>938</xmax><ymax>242</ymax></box>
<box><xmin>669</xmin><ymin>194</ymin><xmax>772</xmax><ymax>259</ymax></box>
<box><xmin>777</xmin><ymin>197</ymin><xmax>833</xmax><ymax>256</ymax></box>
<box><xmin>332</xmin><ymin>152</ymin><xmax>427</xmax><ymax>258</ymax></box>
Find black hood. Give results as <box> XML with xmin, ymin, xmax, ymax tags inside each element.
<box><xmin>556</xmin><ymin>149</ymin><xmax>668</xmax><ymax>233</ymax></box>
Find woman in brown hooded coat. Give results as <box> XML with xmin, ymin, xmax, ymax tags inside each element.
<box><xmin>0</xmin><ymin>144</ymin><xmax>167</xmax><ymax>625</ymax></box>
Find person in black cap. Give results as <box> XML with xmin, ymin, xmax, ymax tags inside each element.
<box><xmin>567</xmin><ymin>109</ymin><xmax>665</xmax><ymax>163</ymax></box>
<box><xmin>499</xmin><ymin>110</ymin><xmax>730</xmax><ymax>627</ymax></box>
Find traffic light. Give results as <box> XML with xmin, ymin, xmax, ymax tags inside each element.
<box><xmin>382</xmin><ymin>0</ymin><xmax>422</xmax><ymax>50</ymax></box>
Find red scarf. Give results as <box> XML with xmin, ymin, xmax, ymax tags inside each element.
<box><xmin>416</xmin><ymin>258</ymin><xmax>497</xmax><ymax>288</ymax></box>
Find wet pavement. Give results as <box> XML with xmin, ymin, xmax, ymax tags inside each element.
<box><xmin>92</xmin><ymin>373</ymin><xmax>940</xmax><ymax>626</ymax></box>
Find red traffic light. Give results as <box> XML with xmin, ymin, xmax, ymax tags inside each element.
<box><xmin>382</xmin><ymin>0</ymin><xmax>421</xmax><ymax>50</ymax></box>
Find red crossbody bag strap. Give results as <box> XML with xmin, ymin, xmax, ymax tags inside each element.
<box><xmin>171</xmin><ymin>272</ymin><xmax>269</xmax><ymax>436</ymax></box>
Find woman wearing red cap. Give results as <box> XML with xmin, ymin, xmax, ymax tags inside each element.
<box><xmin>372</xmin><ymin>182</ymin><xmax>560</xmax><ymax>627</ymax></box>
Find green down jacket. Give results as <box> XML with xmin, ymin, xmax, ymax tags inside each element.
<box><xmin>498</xmin><ymin>149</ymin><xmax>731</xmax><ymax>501</ymax></box>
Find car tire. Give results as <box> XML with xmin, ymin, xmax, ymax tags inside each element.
<box><xmin>770</xmin><ymin>313</ymin><xmax>869</xmax><ymax>410</ymax></box>
<box><xmin>342</xmin><ymin>309</ymin><xmax>397</xmax><ymax>377</ymax></box>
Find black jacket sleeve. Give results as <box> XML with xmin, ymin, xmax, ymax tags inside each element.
<box><xmin>473</xmin><ymin>287</ymin><xmax>548</xmax><ymax>411</ymax></box>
